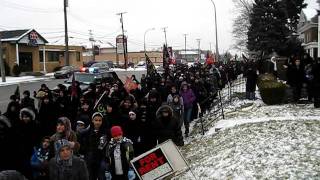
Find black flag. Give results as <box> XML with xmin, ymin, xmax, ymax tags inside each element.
<box><xmin>14</xmin><ymin>85</ymin><xmax>20</xmax><ymax>100</ymax></box>
<box><xmin>162</xmin><ymin>44</ymin><xmax>170</xmax><ymax>75</ymax></box>
<box><xmin>146</xmin><ymin>54</ymin><xmax>157</xmax><ymax>76</ymax></box>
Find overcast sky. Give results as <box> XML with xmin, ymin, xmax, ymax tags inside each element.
<box><xmin>0</xmin><ymin>0</ymin><xmax>318</xmax><ymax>54</ymax></box>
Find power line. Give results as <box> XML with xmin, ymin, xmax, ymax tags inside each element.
<box><xmin>1</xmin><ymin>0</ymin><xmax>62</xmax><ymax>13</ymax></box>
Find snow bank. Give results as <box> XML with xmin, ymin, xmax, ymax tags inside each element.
<box><xmin>175</xmin><ymin>120</ymin><xmax>320</xmax><ymax>179</ymax></box>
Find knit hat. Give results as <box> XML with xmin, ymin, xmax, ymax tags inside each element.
<box><xmin>111</xmin><ymin>126</ymin><xmax>123</xmax><ymax>138</ymax></box>
<box><xmin>92</xmin><ymin>112</ymin><xmax>103</xmax><ymax>120</ymax></box>
<box><xmin>54</xmin><ymin>139</ymin><xmax>71</xmax><ymax>153</ymax></box>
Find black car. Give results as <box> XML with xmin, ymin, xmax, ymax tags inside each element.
<box><xmin>63</xmin><ymin>70</ymin><xmax>121</xmax><ymax>91</ymax></box>
<box><xmin>54</xmin><ymin>66</ymin><xmax>78</xmax><ymax>79</ymax></box>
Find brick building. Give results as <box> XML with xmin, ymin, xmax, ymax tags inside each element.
<box><xmin>0</xmin><ymin>29</ymin><xmax>83</xmax><ymax>74</ymax></box>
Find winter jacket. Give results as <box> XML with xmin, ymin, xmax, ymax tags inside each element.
<box><xmin>30</xmin><ymin>146</ymin><xmax>50</xmax><ymax>179</ymax></box>
<box><xmin>49</xmin><ymin>156</ymin><xmax>89</xmax><ymax>180</ymax></box>
<box><xmin>21</xmin><ymin>97</ymin><xmax>36</xmax><ymax>112</ymax></box>
<box><xmin>180</xmin><ymin>86</ymin><xmax>196</xmax><ymax>109</ymax></box>
<box><xmin>4</xmin><ymin>101</ymin><xmax>20</xmax><ymax>128</ymax></box>
<box><xmin>287</xmin><ymin>65</ymin><xmax>305</xmax><ymax>87</ymax></box>
<box><xmin>39</xmin><ymin>101</ymin><xmax>58</xmax><ymax>136</ymax></box>
<box><xmin>245</xmin><ymin>63</ymin><xmax>258</xmax><ymax>92</ymax></box>
<box><xmin>50</xmin><ymin>117</ymin><xmax>80</xmax><ymax>153</ymax></box>
<box><xmin>78</xmin><ymin>127</ymin><xmax>105</xmax><ymax>180</ymax></box>
<box><xmin>102</xmin><ymin>137</ymin><xmax>134</xmax><ymax>178</ymax></box>
<box><xmin>152</xmin><ymin>105</ymin><xmax>184</xmax><ymax>146</ymax></box>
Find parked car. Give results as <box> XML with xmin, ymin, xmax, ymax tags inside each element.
<box><xmin>63</xmin><ymin>70</ymin><xmax>121</xmax><ymax>91</ymax></box>
<box><xmin>135</xmin><ymin>61</ymin><xmax>146</xmax><ymax>68</ymax></box>
<box><xmin>54</xmin><ymin>66</ymin><xmax>78</xmax><ymax>79</ymax></box>
<box><xmin>101</xmin><ymin>60</ymin><xmax>115</xmax><ymax>68</ymax></box>
<box><xmin>90</xmin><ymin>62</ymin><xmax>110</xmax><ymax>71</ymax></box>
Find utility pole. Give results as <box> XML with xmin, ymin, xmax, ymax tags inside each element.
<box><xmin>0</xmin><ymin>33</ymin><xmax>6</xmax><ymax>82</ymax></box>
<box><xmin>64</xmin><ymin>0</ymin><xmax>69</xmax><ymax>66</ymax></box>
<box><xmin>210</xmin><ymin>0</ymin><xmax>219</xmax><ymax>62</ymax></box>
<box><xmin>318</xmin><ymin>15</ymin><xmax>320</xmax><ymax>58</ymax></box>
<box><xmin>210</xmin><ymin>42</ymin><xmax>212</xmax><ymax>53</ymax></box>
<box><xmin>196</xmin><ymin>39</ymin><xmax>201</xmax><ymax>63</ymax></box>
<box><xmin>162</xmin><ymin>27</ymin><xmax>168</xmax><ymax>47</ymax></box>
<box><xmin>183</xmin><ymin>34</ymin><xmax>187</xmax><ymax>61</ymax></box>
<box><xmin>117</xmin><ymin>12</ymin><xmax>127</xmax><ymax>69</ymax></box>
<box><xmin>89</xmin><ymin>30</ymin><xmax>95</xmax><ymax>61</ymax></box>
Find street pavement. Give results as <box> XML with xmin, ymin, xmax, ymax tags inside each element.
<box><xmin>0</xmin><ymin>78</ymin><xmax>65</xmax><ymax>113</ymax></box>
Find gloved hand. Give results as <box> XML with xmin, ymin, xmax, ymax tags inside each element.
<box><xmin>128</xmin><ymin>169</ymin><xmax>136</xmax><ymax>180</ymax></box>
<box><xmin>105</xmin><ymin>171</ymin><xmax>112</xmax><ymax>180</ymax></box>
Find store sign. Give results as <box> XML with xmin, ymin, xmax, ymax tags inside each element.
<box><xmin>116</xmin><ymin>35</ymin><xmax>127</xmax><ymax>54</ymax></box>
<box><xmin>28</xmin><ymin>31</ymin><xmax>39</xmax><ymax>46</ymax></box>
<box><xmin>131</xmin><ymin>147</ymin><xmax>174</xmax><ymax>180</ymax></box>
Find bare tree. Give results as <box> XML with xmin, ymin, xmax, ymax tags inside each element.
<box><xmin>232</xmin><ymin>0</ymin><xmax>254</xmax><ymax>53</ymax></box>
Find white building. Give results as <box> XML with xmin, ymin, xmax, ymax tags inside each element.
<box><xmin>297</xmin><ymin>5</ymin><xmax>319</xmax><ymax>59</ymax></box>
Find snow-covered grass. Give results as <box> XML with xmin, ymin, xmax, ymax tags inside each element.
<box><xmin>176</xmin><ymin>120</ymin><xmax>320</xmax><ymax>179</ymax></box>
<box><xmin>174</xmin><ymin>81</ymin><xmax>320</xmax><ymax>179</ymax></box>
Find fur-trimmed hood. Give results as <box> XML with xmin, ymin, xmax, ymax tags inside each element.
<box><xmin>156</xmin><ymin>104</ymin><xmax>174</xmax><ymax>118</ymax></box>
<box><xmin>19</xmin><ymin>108</ymin><xmax>36</xmax><ymax>121</ymax></box>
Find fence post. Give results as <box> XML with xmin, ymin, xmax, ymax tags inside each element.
<box><xmin>218</xmin><ymin>90</ymin><xmax>225</xmax><ymax>119</ymax></box>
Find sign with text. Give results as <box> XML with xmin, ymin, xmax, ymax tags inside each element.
<box><xmin>131</xmin><ymin>147</ymin><xmax>174</xmax><ymax>180</ymax></box>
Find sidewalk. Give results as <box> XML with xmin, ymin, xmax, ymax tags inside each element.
<box><xmin>0</xmin><ymin>73</ymin><xmax>54</xmax><ymax>86</ymax></box>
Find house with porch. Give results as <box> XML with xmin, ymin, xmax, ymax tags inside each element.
<box><xmin>297</xmin><ymin>8</ymin><xmax>319</xmax><ymax>59</ymax></box>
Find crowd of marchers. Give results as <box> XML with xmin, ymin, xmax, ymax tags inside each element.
<box><xmin>0</xmin><ymin>62</ymin><xmax>244</xmax><ymax>180</ymax></box>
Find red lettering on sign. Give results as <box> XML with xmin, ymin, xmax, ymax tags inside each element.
<box><xmin>136</xmin><ymin>150</ymin><xmax>169</xmax><ymax>175</ymax></box>
<box><xmin>157</xmin><ymin>157</ymin><xmax>165</xmax><ymax>165</ymax></box>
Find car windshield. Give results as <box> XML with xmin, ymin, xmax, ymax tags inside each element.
<box><xmin>91</xmin><ymin>63</ymin><xmax>108</xmax><ymax>68</ymax></box>
<box><xmin>67</xmin><ymin>73</ymin><xmax>100</xmax><ymax>84</ymax></box>
<box><xmin>61</xmin><ymin>66</ymin><xmax>72</xmax><ymax>70</ymax></box>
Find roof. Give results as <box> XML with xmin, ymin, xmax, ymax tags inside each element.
<box><xmin>0</xmin><ymin>29</ymin><xmax>29</xmax><ymax>40</ymax></box>
<box><xmin>0</xmin><ymin>29</ymin><xmax>48</xmax><ymax>43</ymax></box>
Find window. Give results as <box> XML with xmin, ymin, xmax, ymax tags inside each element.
<box><xmin>314</xmin><ymin>48</ymin><xmax>318</xmax><ymax>59</ymax></box>
<box><xmin>76</xmin><ymin>52</ymin><xmax>80</xmax><ymax>62</ymax></box>
<box><xmin>48</xmin><ymin>51</ymin><xmax>60</xmax><ymax>62</ymax></box>
<box><xmin>39</xmin><ymin>52</ymin><xmax>43</xmax><ymax>62</ymax></box>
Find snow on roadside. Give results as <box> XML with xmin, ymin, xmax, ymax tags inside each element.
<box><xmin>174</xmin><ymin>87</ymin><xmax>320</xmax><ymax>179</ymax></box>
<box><xmin>175</xmin><ymin>120</ymin><xmax>320</xmax><ymax>179</ymax></box>
<box><xmin>0</xmin><ymin>76</ymin><xmax>53</xmax><ymax>86</ymax></box>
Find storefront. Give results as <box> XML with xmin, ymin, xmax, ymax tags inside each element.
<box><xmin>0</xmin><ymin>29</ymin><xmax>83</xmax><ymax>74</ymax></box>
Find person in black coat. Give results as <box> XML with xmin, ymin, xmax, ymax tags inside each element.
<box><xmin>245</xmin><ymin>61</ymin><xmax>258</xmax><ymax>100</ymax></box>
<box><xmin>287</xmin><ymin>59</ymin><xmax>305</xmax><ymax>102</ymax></box>
<box><xmin>151</xmin><ymin>105</ymin><xmax>184</xmax><ymax>146</ymax></box>
<box><xmin>21</xmin><ymin>90</ymin><xmax>36</xmax><ymax>113</ymax></box>
<box><xmin>38</xmin><ymin>95</ymin><xmax>58</xmax><ymax>136</ymax></box>
<box><xmin>55</xmin><ymin>90</ymin><xmax>70</xmax><ymax>118</ymax></box>
<box><xmin>75</xmin><ymin>99</ymin><xmax>93</xmax><ymax>130</ymax></box>
<box><xmin>3</xmin><ymin>95</ymin><xmax>21</xmax><ymax>128</ymax></box>
<box><xmin>79</xmin><ymin>112</ymin><xmax>105</xmax><ymax>180</ymax></box>
<box><xmin>145</xmin><ymin>90</ymin><xmax>162</xmax><ymax>148</ymax></box>
<box><xmin>13</xmin><ymin>108</ymin><xmax>40</xmax><ymax>179</ymax></box>
<box><xmin>122</xmin><ymin>110</ymin><xmax>145</xmax><ymax>156</ymax></box>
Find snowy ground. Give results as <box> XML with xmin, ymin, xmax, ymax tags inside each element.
<box><xmin>0</xmin><ymin>73</ymin><xmax>54</xmax><ymax>86</ymax></box>
<box><xmin>174</xmin><ymin>82</ymin><xmax>320</xmax><ymax>179</ymax></box>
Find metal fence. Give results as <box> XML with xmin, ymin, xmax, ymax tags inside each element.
<box><xmin>197</xmin><ymin>75</ymin><xmax>246</xmax><ymax>135</ymax></box>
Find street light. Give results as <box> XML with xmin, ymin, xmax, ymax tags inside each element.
<box><xmin>210</xmin><ymin>0</ymin><xmax>219</xmax><ymax>62</ymax></box>
<box><xmin>144</xmin><ymin>28</ymin><xmax>155</xmax><ymax>54</ymax></box>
